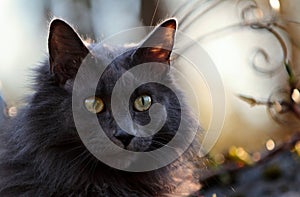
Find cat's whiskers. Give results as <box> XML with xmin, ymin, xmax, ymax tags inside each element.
<box><xmin>142</xmin><ymin>148</ymin><xmax>169</xmax><ymax>164</ymax></box>
<box><xmin>67</xmin><ymin>149</ymin><xmax>91</xmax><ymax>171</ymax></box>
<box><xmin>54</xmin><ymin>136</ymin><xmax>83</xmax><ymax>144</ymax></box>
<box><xmin>150</xmin><ymin>139</ymin><xmax>179</xmax><ymax>151</ymax></box>
<box><xmin>77</xmin><ymin>152</ymin><xmax>95</xmax><ymax>177</ymax></box>
<box><xmin>150</xmin><ymin>0</ymin><xmax>160</xmax><ymax>26</ymax></box>
<box><xmin>88</xmin><ymin>159</ymin><xmax>99</xmax><ymax>178</ymax></box>
<box><xmin>59</xmin><ymin>144</ymin><xmax>84</xmax><ymax>155</ymax></box>
<box><xmin>147</xmin><ymin>145</ymin><xmax>193</xmax><ymax>170</ymax></box>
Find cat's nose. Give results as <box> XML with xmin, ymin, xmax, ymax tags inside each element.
<box><xmin>113</xmin><ymin>129</ymin><xmax>134</xmax><ymax>147</ymax></box>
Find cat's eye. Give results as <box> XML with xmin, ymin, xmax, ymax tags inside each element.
<box><xmin>134</xmin><ymin>95</ymin><xmax>152</xmax><ymax>112</ymax></box>
<box><xmin>84</xmin><ymin>96</ymin><xmax>104</xmax><ymax>114</ymax></box>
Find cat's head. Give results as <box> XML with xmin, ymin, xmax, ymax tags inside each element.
<box><xmin>43</xmin><ymin>18</ymin><xmax>195</xmax><ymax>168</ymax></box>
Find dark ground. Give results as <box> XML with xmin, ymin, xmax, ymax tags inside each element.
<box><xmin>198</xmin><ymin>150</ymin><xmax>300</xmax><ymax>197</ymax></box>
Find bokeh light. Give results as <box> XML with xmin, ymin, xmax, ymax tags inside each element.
<box><xmin>266</xmin><ymin>139</ymin><xmax>275</xmax><ymax>151</ymax></box>
<box><xmin>292</xmin><ymin>89</ymin><xmax>300</xmax><ymax>104</ymax></box>
<box><xmin>269</xmin><ymin>0</ymin><xmax>281</xmax><ymax>11</ymax></box>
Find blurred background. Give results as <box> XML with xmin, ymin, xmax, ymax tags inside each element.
<box><xmin>0</xmin><ymin>0</ymin><xmax>300</xmax><ymax>161</ymax></box>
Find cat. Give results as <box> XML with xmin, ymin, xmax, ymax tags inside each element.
<box><xmin>0</xmin><ymin>18</ymin><xmax>201</xmax><ymax>196</ymax></box>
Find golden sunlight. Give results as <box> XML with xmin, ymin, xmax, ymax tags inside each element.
<box><xmin>292</xmin><ymin>89</ymin><xmax>300</xmax><ymax>104</ymax></box>
<box><xmin>269</xmin><ymin>0</ymin><xmax>281</xmax><ymax>11</ymax></box>
<box><xmin>266</xmin><ymin>139</ymin><xmax>275</xmax><ymax>151</ymax></box>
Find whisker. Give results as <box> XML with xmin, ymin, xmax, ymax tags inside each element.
<box><xmin>60</xmin><ymin>145</ymin><xmax>84</xmax><ymax>154</ymax></box>
<box><xmin>77</xmin><ymin>153</ymin><xmax>95</xmax><ymax>177</ymax></box>
<box><xmin>88</xmin><ymin>159</ymin><xmax>99</xmax><ymax>177</ymax></box>
<box><xmin>67</xmin><ymin>150</ymin><xmax>90</xmax><ymax>171</ymax></box>
<box><xmin>150</xmin><ymin>0</ymin><xmax>160</xmax><ymax>26</ymax></box>
<box><xmin>151</xmin><ymin>139</ymin><xmax>183</xmax><ymax>151</ymax></box>
<box><xmin>145</xmin><ymin>149</ymin><xmax>168</xmax><ymax>164</ymax></box>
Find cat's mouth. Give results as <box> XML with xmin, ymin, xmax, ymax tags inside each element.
<box><xmin>108</xmin><ymin>128</ymin><xmax>177</xmax><ymax>152</ymax></box>
<box><xmin>112</xmin><ymin>134</ymin><xmax>153</xmax><ymax>152</ymax></box>
<box><xmin>126</xmin><ymin>136</ymin><xmax>153</xmax><ymax>151</ymax></box>
<box><xmin>95</xmin><ymin>137</ymin><xmax>153</xmax><ymax>169</ymax></box>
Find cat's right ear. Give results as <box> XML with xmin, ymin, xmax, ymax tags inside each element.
<box><xmin>48</xmin><ymin>19</ymin><xmax>89</xmax><ymax>85</ymax></box>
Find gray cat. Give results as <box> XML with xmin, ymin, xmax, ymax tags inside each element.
<box><xmin>0</xmin><ymin>18</ymin><xmax>201</xmax><ymax>196</ymax></box>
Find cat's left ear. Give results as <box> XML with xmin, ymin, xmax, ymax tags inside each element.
<box><xmin>48</xmin><ymin>19</ymin><xmax>89</xmax><ymax>85</ymax></box>
<box><xmin>133</xmin><ymin>18</ymin><xmax>177</xmax><ymax>64</ymax></box>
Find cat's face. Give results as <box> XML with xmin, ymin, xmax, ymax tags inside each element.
<box><xmin>47</xmin><ymin>19</ymin><xmax>181</xmax><ymax>156</ymax></box>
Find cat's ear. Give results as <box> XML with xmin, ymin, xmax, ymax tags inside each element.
<box><xmin>48</xmin><ymin>19</ymin><xmax>89</xmax><ymax>85</ymax></box>
<box><xmin>133</xmin><ymin>18</ymin><xmax>177</xmax><ymax>64</ymax></box>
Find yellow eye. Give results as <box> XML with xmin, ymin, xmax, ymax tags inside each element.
<box><xmin>84</xmin><ymin>96</ymin><xmax>104</xmax><ymax>113</ymax></box>
<box><xmin>134</xmin><ymin>95</ymin><xmax>152</xmax><ymax>112</ymax></box>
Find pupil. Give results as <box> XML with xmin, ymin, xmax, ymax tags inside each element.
<box><xmin>142</xmin><ymin>97</ymin><xmax>145</xmax><ymax>106</ymax></box>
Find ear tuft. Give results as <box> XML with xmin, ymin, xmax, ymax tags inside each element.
<box><xmin>48</xmin><ymin>19</ymin><xmax>89</xmax><ymax>85</ymax></box>
<box><xmin>133</xmin><ymin>18</ymin><xmax>177</xmax><ymax>64</ymax></box>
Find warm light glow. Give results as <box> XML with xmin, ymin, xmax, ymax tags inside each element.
<box><xmin>269</xmin><ymin>0</ymin><xmax>280</xmax><ymax>11</ymax></box>
<box><xmin>236</xmin><ymin>147</ymin><xmax>247</xmax><ymax>159</ymax></box>
<box><xmin>8</xmin><ymin>106</ymin><xmax>17</xmax><ymax>117</ymax></box>
<box><xmin>214</xmin><ymin>153</ymin><xmax>225</xmax><ymax>165</ymax></box>
<box><xmin>229</xmin><ymin>146</ymin><xmax>237</xmax><ymax>156</ymax></box>
<box><xmin>266</xmin><ymin>139</ymin><xmax>275</xmax><ymax>151</ymax></box>
<box><xmin>252</xmin><ymin>152</ymin><xmax>261</xmax><ymax>162</ymax></box>
<box><xmin>295</xmin><ymin>141</ymin><xmax>300</xmax><ymax>156</ymax></box>
<box><xmin>229</xmin><ymin>146</ymin><xmax>253</xmax><ymax>164</ymax></box>
<box><xmin>292</xmin><ymin>89</ymin><xmax>300</xmax><ymax>104</ymax></box>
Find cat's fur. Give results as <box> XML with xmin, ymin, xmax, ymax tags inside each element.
<box><xmin>0</xmin><ymin>19</ymin><xmax>201</xmax><ymax>196</ymax></box>
<box><xmin>0</xmin><ymin>94</ymin><xmax>6</xmax><ymax>125</ymax></box>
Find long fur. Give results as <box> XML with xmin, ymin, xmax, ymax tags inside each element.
<box><xmin>0</xmin><ymin>20</ymin><xmax>201</xmax><ymax>196</ymax></box>
<box><xmin>0</xmin><ymin>62</ymin><xmax>200</xmax><ymax>196</ymax></box>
